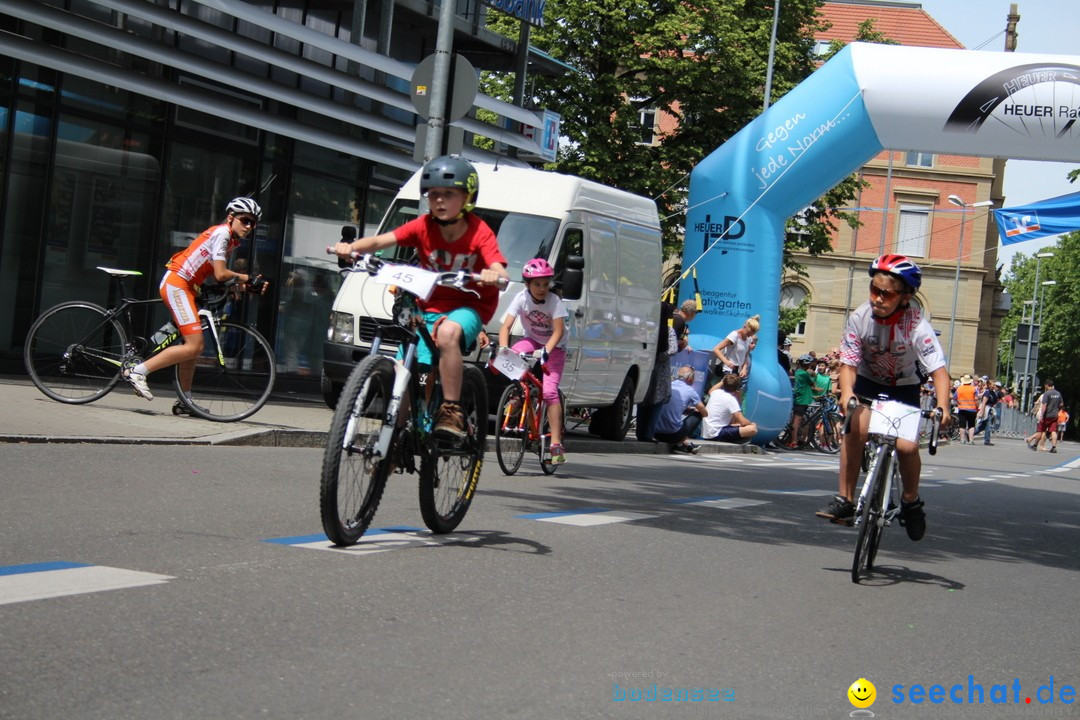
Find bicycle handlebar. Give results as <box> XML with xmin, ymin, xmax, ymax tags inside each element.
<box><xmin>841</xmin><ymin>395</ymin><xmax>944</xmax><ymax>456</ymax></box>
<box><xmin>327</xmin><ymin>248</ymin><xmax>509</xmax><ymax>292</ymax></box>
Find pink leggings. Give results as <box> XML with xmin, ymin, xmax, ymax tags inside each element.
<box><xmin>511</xmin><ymin>338</ymin><xmax>565</xmax><ymax>405</ymax></box>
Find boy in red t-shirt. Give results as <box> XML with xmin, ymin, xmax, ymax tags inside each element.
<box><xmin>333</xmin><ymin>156</ymin><xmax>508</xmax><ymax>438</ymax></box>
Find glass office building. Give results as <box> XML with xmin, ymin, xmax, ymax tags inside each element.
<box><xmin>0</xmin><ymin>0</ymin><xmax>550</xmax><ymax>384</ymax></box>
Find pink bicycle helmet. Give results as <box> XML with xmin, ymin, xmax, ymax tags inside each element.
<box><xmin>522</xmin><ymin>258</ymin><xmax>554</xmax><ymax>280</ymax></box>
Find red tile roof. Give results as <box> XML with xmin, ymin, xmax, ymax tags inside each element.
<box><xmin>818</xmin><ymin>1</ymin><xmax>964</xmax><ymax>49</ymax></box>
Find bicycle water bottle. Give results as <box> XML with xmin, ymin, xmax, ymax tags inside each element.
<box><xmin>150</xmin><ymin>320</ymin><xmax>177</xmax><ymax>348</ymax></box>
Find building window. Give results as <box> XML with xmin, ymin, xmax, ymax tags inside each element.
<box><xmin>636</xmin><ymin>107</ymin><xmax>656</xmax><ymax>145</ymax></box>
<box><xmin>780</xmin><ymin>283</ymin><xmax>808</xmax><ymax>336</ymax></box>
<box><xmin>897</xmin><ymin>204</ymin><xmax>930</xmax><ymax>257</ymax></box>
<box><xmin>905</xmin><ymin>151</ymin><xmax>933</xmax><ymax>167</ymax></box>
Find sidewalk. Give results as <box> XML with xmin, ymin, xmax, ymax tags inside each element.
<box><xmin>0</xmin><ymin>376</ymin><xmax>761</xmax><ymax>454</ymax></box>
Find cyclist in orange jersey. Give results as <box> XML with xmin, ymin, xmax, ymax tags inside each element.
<box><xmin>121</xmin><ymin>197</ymin><xmax>269</xmax><ymax>405</ymax></box>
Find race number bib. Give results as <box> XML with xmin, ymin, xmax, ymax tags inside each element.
<box><xmin>868</xmin><ymin>399</ymin><xmax>921</xmax><ymax>443</ymax></box>
<box><xmin>492</xmin><ymin>347</ymin><xmax>529</xmax><ymax>380</ymax></box>
<box><xmin>372</xmin><ymin>264</ymin><xmax>438</xmax><ymax>300</ymax></box>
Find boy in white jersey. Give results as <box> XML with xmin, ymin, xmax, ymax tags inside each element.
<box><xmin>816</xmin><ymin>254</ymin><xmax>951</xmax><ymax>540</ymax></box>
<box><xmin>497</xmin><ymin>258</ymin><xmax>568</xmax><ymax>464</ymax></box>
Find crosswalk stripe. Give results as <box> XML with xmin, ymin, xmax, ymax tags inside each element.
<box><xmin>0</xmin><ymin>563</ymin><xmax>173</xmax><ymax>606</ymax></box>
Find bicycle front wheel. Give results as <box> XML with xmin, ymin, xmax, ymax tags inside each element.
<box><xmin>852</xmin><ymin>451</ymin><xmax>889</xmax><ymax>584</ymax></box>
<box><xmin>174</xmin><ymin>320</ymin><xmax>276</xmax><ymax>422</ymax></box>
<box><xmin>495</xmin><ymin>383</ymin><xmax>526</xmax><ymax>475</ymax></box>
<box><xmin>320</xmin><ymin>355</ymin><xmax>395</xmax><ymax>546</ymax></box>
<box><xmin>538</xmin><ymin>390</ymin><xmax>566</xmax><ymax>475</ymax></box>
<box><xmin>814</xmin><ymin>411</ymin><xmax>843</xmax><ymax>454</ymax></box>
<box><xmin>419</xmin><ymin>364</ymin><xmax>487</xmax><ymax>533</ymax></box>
<box><xmin>24</xmin><ymin>302</ymin><xmax>128</xmax><ymax>404</ymax></box>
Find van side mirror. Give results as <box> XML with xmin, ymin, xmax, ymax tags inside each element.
<box><xmin>560</xmin><ymin>254</ymin><xmax>584</xmax><ymax>301</ymax></box>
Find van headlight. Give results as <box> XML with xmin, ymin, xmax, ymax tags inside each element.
<box><xmin>329</xmin><ymin>311</ymin><xmax>354</xmax><ymax>344</ymax></box>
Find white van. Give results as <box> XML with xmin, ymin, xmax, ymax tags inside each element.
<box><xmin>321</xmin><ymin>162</ymin><xmax>663</xmax><ymax>441</ymax></box>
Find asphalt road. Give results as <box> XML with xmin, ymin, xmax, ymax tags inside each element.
<box><xmin>2</xmin><ymin>439</ymin><xmax>1077</xmax><ymax>719</ymax></box>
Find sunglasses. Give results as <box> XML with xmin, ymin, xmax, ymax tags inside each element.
<box><xmin>868</xmin><ymin>282</ymin><xmax>903</xmax><ymax>301</ymax></box>
<box><xmin>233</xmin><ymin>215</ymin><xmax>257</xmax><ymax>228</ymax></box>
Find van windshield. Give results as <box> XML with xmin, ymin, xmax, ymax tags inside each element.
<box><xmin>378</xmin><ymin>200</ymin><xmax>559</xmax><ymax>278</ymax></box>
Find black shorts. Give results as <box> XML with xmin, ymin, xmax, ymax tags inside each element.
<box><xmin>957</xmin><ymin>410</ymin><xmax>978</xmax><ymax>429</ymax></box>
<box><xmin>792</xmin><ymin>404</ymin><xmax>809</xmax><ymax>417</ymax></box>
<box><xmin>852</xmin><ymin>376</ymin><xmax>921</xmax><ymax>408</ymax></box>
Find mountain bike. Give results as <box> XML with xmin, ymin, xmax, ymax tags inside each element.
<box><xmin>846</xmin><ymin>395</ymin><xmax>941</xmax><ymax>584</ymax></box>
<box><xmin>23</xmin><ymin>266</ymin><xmax>276</xmax><ymax>421</ymax></box>
<box><xmin>808</xmin><ymin>396</ymin><xmax>843</xmax><ymax>454</ymax></box>
<box><xmin>489</xmin><ymin>347</ymin><xmax>566</xmax><ymax>475</ymax></box>
<box><xmin>319</xmin><ymin>253</ymin><xmax>504</xmax><ymax>545</ymax></box>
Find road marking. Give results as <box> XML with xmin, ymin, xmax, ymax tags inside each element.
<box><xmin>673</xmin><ymin>497</ymin><xmax>771</xmax><ymax>510</ymax></box>
<box><xmin>939</xmin><ymin>479</ymin><xmax>973</xmax><ymax>485</ymax></box>
<box><xmin>762</xmin><ymin>488</ymin><xmax>835</xmax><ymax>497</ymax></box>
<box><xmin>517</xmin><ymin>509</ymin><xmax>656</xmax><ymax>526</ymax></box>
<box><xmin>967</xmin><ymin>477</ymin><xmax>998</xmax><ymax>482</ymax></box>
<box><xmin>265</xmin><ymin>527</ymin><xmax>482</xmax><ymax>555</ymax></box>
<box><xmin>0</xmin><ymin>562</ymin><xmax>173</xmax><ymax>606</ymax></box>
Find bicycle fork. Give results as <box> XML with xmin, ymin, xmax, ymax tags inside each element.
<box><xmin>854</xmin><ymin>445</ymin><xmax>896</xmax><ymax>529</ymax></box>
<box><xmin>342</xmin><ymin>345</ymin><xmax>416</xmax><ymax>461</ymax></box>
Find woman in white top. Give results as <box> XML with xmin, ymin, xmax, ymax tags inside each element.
<box><xmin>711</xmin><ymin>314</ymin><xmax>760</xmax><ymax>383</ymax></box>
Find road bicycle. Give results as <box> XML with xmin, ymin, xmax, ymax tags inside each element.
<box><xmin>319</xmin><ymin>253</ymin><xmax>504</xmax><ymax>545</ymax></box>
<box><xmin>846</xmin><ymin>395</ymin><xmax>941</xmax><ymax>584</ymax></box>
<box><xmin>23</xmin><ymin>266</ymin><xmax>276</xmax><ymax>421</ymax></box>
<box><xmin>489</xmin><ymin>347</ymin><xmax>566</xmax><ymax>475</ymax></box>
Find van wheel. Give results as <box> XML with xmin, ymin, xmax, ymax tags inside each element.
<box><xmin>321</xmin><ymin>371</ymin><xmax>342</xmax><ymax>410</ymax></box>
<box><xmin>591</xmin><ymin>375</ymin><xmax>635</xmax><ymax>441</ymax></box>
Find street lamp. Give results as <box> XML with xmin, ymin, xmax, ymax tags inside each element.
<box><xmin>946</xmin><ymin>195</ymin><xmax>995</xmax><ymax>374</ymax></box>
<box><xmin>1039</xmin><ymin>279</ymin><xmax>1057</xmax><ymax>327</ymax></box>
<box><xmin>1021</xmin><ymin>251</ymin><xmax>1055</xmax><ymax>412</ymax></box>
<box><xmin>763</xmin><ymin>0</ymin><xmax>780</xmax><ymax>110</ymax></box>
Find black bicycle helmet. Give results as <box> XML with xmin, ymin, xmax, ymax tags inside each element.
<box><xmin>419</xmin><ymin>155</ymin><xmax>479</xmax><ymax>210</ymax></box>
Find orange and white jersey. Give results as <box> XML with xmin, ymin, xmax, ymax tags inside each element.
<box><xmin>166</xmin><ymin>224</ymin><xmax>239</xmax><ymax>286</ymax></box>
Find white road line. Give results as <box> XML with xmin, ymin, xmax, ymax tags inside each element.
<box><xmin>0</xmin><ymin>565</ymin><xmax>173</xmax><ymax>606</ymax></box>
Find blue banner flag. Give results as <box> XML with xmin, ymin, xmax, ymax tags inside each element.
<box><xmin>994</xmin><ymin>190</ymin><xmax>1080</xmax><ymax>246</ymax></box>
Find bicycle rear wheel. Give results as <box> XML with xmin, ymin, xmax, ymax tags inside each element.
<box><xmin>494</xmin><ymin>383</ymin><xmax>526</xmax><ymax>476</ymax></box>
<box><xmin>174</xmin><ymin>320</ymin><xmax>276</xmax><ymax>422</ymax></box>
<box><xmin>538</xmin><ymin>390</ymin><xmax>566</xmax><ymax>475</ymax></box>
<box><xmin>419</xmin><ymin>364</ymin><xmax>487</xmax><ymax>533</ymax></box>
<box><xmin>852</xmin><ymin>451</ymin><xmax>888</xmax><ymax>583</ymax></box>
<box><xmin>320</xmin><ymin>355</ymin><xmax>394</xmax><ymax>546</ymax></box>
<box><xmin>24</xmin><ymin>302</ymin><xmax>128</xmax><ymax>404</ymax></box>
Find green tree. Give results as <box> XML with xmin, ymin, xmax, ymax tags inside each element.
<box><xmin>999</xmin><ymin>233</ymin><xmax>1080</xmax><ymax>413</ymax></box>
<box><xmin>484</xmin><ymin>0</ymin><xmax>832</xmax><ymax>263</ymax></box>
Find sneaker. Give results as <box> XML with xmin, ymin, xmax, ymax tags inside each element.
<box><xmin>1028</xmin><ymin>441</ymin><xmax>1038</xmax><ymax>451</ymax></box>
<box><xmin>899</xmin><ymin>497</ymin><xmax>927</xmax><ymax>541</ymax></box>
<box><xmin>815</xmin><ymin>495</ymin><xmax>854</xmax><ymax>523</ymax></box>
<box><xmin>1050</xmin><ymin>447</ymin><xmax>1058</xmax><ymax>454</ymax></box>
<box><xmin>984</xmin><ymin>442</ymin><xmax>994</xmax><ymax>446</ymax></box>
<box><xmin>671</xmin><ymin>442</ymin><xmax>699</xmax><ymax>455</ymax></box>
<box><xmin>122</xmin><ymin>367</ymin><xmax>153</xmax><ymax>401</ymax></box>
<box><xmin>549</xmin><ymin>443</ymin><xmax>566</xmax><ymax>465</ymax></box>
<box><xmin>172</xmin><ymin>399</ymin><xmax>209</xmax><ymax>417</ymax></box>
<box><xmin>433</xmin><ymin>401</ymin><xmax>466</xmax><ymax>440</ymax></box>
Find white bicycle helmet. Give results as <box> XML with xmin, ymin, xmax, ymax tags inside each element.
<box><xmin>226</xmin><ymin>197</ymin><xmax>262</xmax><ymax>221</ymax></box>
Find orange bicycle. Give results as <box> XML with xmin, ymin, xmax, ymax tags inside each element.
<box><xmin>490</xmin><ymin>347</ymin><xmax>565</xmax><ymax>475</ymax></box>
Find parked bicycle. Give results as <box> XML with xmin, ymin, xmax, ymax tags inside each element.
<box><xmin>319</xmin><ymin>253</ymin><xmax>505</xmax><ymax>545</ymax></box>
<box><xmin>489</xmin><ymin>347</ymin><xmax>566</xmax><ymax>475</ymax></box>
<box><xmin>777</xmin><ymin>398</ymin><xmax>843</xmax><ymax>453</ymax></box>
<box><xmin>23</xmin><ymin>266</ymin><xmax>276</xmax><ymax>421</ymax></box>
<box><xmin>846</xmin><ymin>395</ymin><xmax>941</xmax><ymax>583</ymax></box>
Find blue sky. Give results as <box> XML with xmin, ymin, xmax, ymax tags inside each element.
<box><xmin>916</xmin><ymin>0</ymin><xmax>1080</xmax><ymax>270</ymax></box>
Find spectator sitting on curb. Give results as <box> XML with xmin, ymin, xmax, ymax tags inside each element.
<box><xmin>701</xmin><ymin>373</ymin><xmax>758</xmax><ymax>444</ymax></box>
<box><xmin>654</xmin><ymin>365</ymin><xmax>707</xmax><ymax>454</ymax></box>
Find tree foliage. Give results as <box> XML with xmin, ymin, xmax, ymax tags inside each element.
<box><xmin>998</xmin><ymin>233</ymin><xmax>1080</xmax><ymax>412</ymax></box>
<box><xmin>483</xmin><ymin>0</ymin><xmax>864</xmax><ymax>267</ymax></box>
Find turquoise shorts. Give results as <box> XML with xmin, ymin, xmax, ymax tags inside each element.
<box><xmin>408</xmin><ymin>307</ymin><xmax>483</xmax><ymax>367</ymax></box>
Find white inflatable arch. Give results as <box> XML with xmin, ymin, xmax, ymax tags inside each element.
<box><xmin>682</xmin><ymin>42</ymin><xmax>1080</xmax><ymax>441</ymax></box>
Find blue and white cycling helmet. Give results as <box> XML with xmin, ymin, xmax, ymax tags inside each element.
<box><xmin>869</xmin><ymin>253</ymin><xmax>921</xmax><ymax>291</ymax></box>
